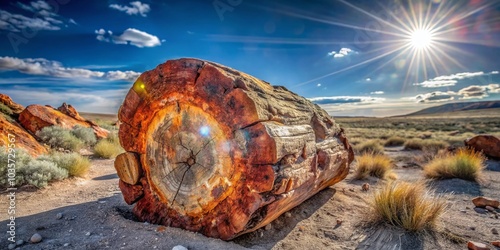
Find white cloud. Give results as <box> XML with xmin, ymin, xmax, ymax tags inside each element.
<box><xmin>109</xmin><ymin>1</ymin><xmax>150</xmax><ymax>17</ymax></box>
<box><xmin>95</xmin><ymin>28</ymin><xmax>161</xmax><ymax>48</ymax></box>
<box><xmin>492</xmin><ymin>71</ymin><xmax>499</xmax><ymax>74</ymax></box>
<box><xmin>0</xmin><ymin>56</ymin><xmax>140</xmax><ymax>82</ymax></box>
<box><xmin>413</xmin><ymin>91</ymin><xmax>457</xmax><ymax>103</ymax></box>
<box><xmin>370</xmin><ymin>91</ymin><xmax>384</xmax><ymax>95</ymax></box>
<box><xmin>414</xmin><ymin>71</ymin><xmax>490</xmax><ymax>88</ymax></box>
<box><xmin>414</xmin><ymin>80</ymin><xmax>457</xmax><ymax>88</ymax></box>
<box><xmin>316</xmin><ymin>83</ymin><xmax>321</xmax><ymax>87</ymax></box>
<box><xmin>0</xmin><ymin>1</ymin><xmax>72</xmax><ymax>32</ymax></box>
<box><xmin>309</xmin><ymin>96</ymin><xmax>385</xmax><ymax>105</ymax></box>
<box><xmin>366</xmin><ymin>78</ymin><xmax>371</xmax><ymax>82</ymax></box>
<box><xmin>327</xmin><ymin>47</ymin><xmax>356</xmax><ymax>58</ymax></box>
<box><xmin>457</xmin><ymin>84</ymin><xmax>500</xmax><ymax>99</ymax></box>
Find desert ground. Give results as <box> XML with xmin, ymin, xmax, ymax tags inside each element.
<box><xmin>1</xmin><ymin>111</ymin><xmax>500</xmax><ymax>250</ymax></box>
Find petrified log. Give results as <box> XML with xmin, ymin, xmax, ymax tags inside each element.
<box><xmin>465</xmin><ymin>134</ymin><xmax>500</xmax><ymax>159</ymax></box>
<box><xmin>116</xmin><ymin>58</ymin><xmax>354</xmax><ymax>240</ymax></box>
<box><xmin>0</xmin><ymin>114</ymin><xmax>47</xmax><ymax>156</ymax></box>
<box><xmin>0</xmin><ymin>93</ymin><xmax>24</xmax><ymax>115</ymax></box>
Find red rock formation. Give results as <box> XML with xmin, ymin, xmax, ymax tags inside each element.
<box><xmin>0</xmin><ymin>93</ymin><xmax>24</xmax><ymax>114</ymax></box>
<box><xmin>115</xmin><ymin>58</ymin><xmax>354</xmax><ymax>240</ymax></box>
<box><xmin>0</xmin><ymin>115</ymin><xmax>47</xmax><ymax>156</ymax></box>
<box><xmin>57</xmin><ymin>102</ymin><xmax>86</xmax><ymax>122</ymax></box>
<box><xmin>19</xmin><ymin>104</ymin><xmax>109</xmax><ymax>139</ymax></box>
<box><xmin>465</xmin><ymin>135</ymin><xmax>500</xmax><ymax>159</ymax></box>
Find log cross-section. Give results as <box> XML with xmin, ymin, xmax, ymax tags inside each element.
<box><xmin>116</xmin><ymin>58</ymin><xmax>354</xmax><ymax>240</ymax></box>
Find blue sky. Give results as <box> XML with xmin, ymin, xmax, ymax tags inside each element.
<box><xmin>0</xmin><ymin>0</ymin><xmax>499</xmax><ymax>116</ymax></box>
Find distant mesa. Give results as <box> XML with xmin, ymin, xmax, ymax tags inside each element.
<box><xmin>406</xmin><ymin>100</ymin><xmax>500</xmax><ymax>116</ymax></box>
<box><xmin>0</xmin><ymin>93</ymin><xmax>109</xmax><ymax>156</ymax></box>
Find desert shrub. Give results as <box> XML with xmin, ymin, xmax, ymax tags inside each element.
<box><xmin>36</xmin><ymin>126</ymin><xmax>84</xmax><ymax>151</ymax></box>
<box><xmin>0</xmin><ymin>103</ymin><xmax>13</xmax><ymax>116</ymax></box>
<box><xmin>39</xmin><ymin>152</ymin><xmax>90</xmax><ymax>177</ymax></box>
<box><xmin>384</xmin><ymin>136</ymin><xmax>406</xmax><ymax>147</ymax></box>
<box><xmin>17</xmin><ymin>160</ymin><xmax>68</xmax><ymax>188</ymax></box>
<box><xmin>94</xmin><ymin>133</ymin><xmax>124</xmax><ymax>159</ymax></box>
<box><xmin>0</xmin><ymin>147</ymin><xmax>32</xmax><ymax>188</ymax></box>
<box><xmin>354</xmin><ymin>153</ymin><xmax>394</xmax><ymax>180</ymax></box>
<box><xmin>71</xmin><ymin>126</ymin><xmax>97</xmax><ymax>145</ymax></box>
<box><xmin>371</xmin><ymin>181</ymin><xmax>445</xmax><ymax>231</ymax></box>
<box><xmin>404</xmin><ymin>139</ymin><xmax>448</xmax><ymax>151</ymax></box>
<box><xmin>354</xmin><ymin>140</ymin><xmax>384</xmax><ymax>155</ymax></box>
<box><xmin>423</xmin><ymin>148</ymin><xmax>485</xmax><ymax>181</ymax></box>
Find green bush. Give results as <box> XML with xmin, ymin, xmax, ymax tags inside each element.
<box><xmin>36</xmin><ymin>126</ymin><xmax>84</xmax><ymax>151</ymax></box>
<box><xmin>0</xmin><ymin>147</ymin><xmax>32</xmax><ymax>187</ymax></box>
<box><xmin>404</xmin><ymin>139</ymin><xmax>448</xmax><ymax>151</ymax></box>
<box><xmin>39</xmin><ymin>152</ymin><xmax>90</xmax><ymax>177</ymax></box>
<box><xmin>71</xmin><ymin>126</ymin><xmax>97</xmax><ymax>145</ymax></box>
<box><xmin>18</xmin><ymin>160</ymin><xmax>68</xmax><ymax>188</ymax></box>
<box><xmin>0</xmin><ymin>103</ymin><xmax>13</xmax><ymax>116</ymax></box>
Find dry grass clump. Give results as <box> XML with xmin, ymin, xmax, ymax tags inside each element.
<box><xmin>371</xmin><ymin>181</ymin><xmax>445</xmax><ymax>231</ymax></box>
<box><xmin>423</xmin><ymin>148</ymin><xmax>485</xmax><ymax>182</ymax></box>
<box><xmin>39</xmin><ymin>152</ymin><xmax>90</xmax><ymax>177</ymax></box>
<box><xmin>384</xmin><ymin>136</ymin><xmax>406</xmax><ymax>147</ymax></box>
<box><xmin>354</xmin><ymin>140</ymin><xmax>384</xmax><ymax>155</ymax></box>
<box><xmin>404</xmin><ymin>139</ymin><xmax>448</xmax><ymax>151</ymax></box>
<box><xmin>354</xmin><ymin>153</ymin><xmax>394</xmax><ymax>180</ymax></box>
<box><xmin>94</xmin><ymin>131</ymin><xmax>124</xmax><ymax>159</ymax></box>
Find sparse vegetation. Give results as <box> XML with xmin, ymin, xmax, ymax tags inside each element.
<box><xmin>404</xmin><ymin>139</ymin><xmax>448</xmax><ymax>151</ymax></box>
<box><xmin>18</xmin><ymin>160</ymin><xmax>68</xmax><ymax>188</ymax></box>
<box><xmin>371</xmin><ymin>181</ymin><xmax>445</xmax><ymax>231</ymax></box>
<box><xmin>71</xmin><ymin>125</ymin><xmax>97</xmax><ymax>146</ymax></box>
<box><xmin>94</xmin><ymin>131</ymin><xmax>124</xmax><ymax>159</ymax></box>
<box><xmin>37</xmin><ymin>126</ymin><xmax>85</xmax><ymax>151</ymax></box>
<box><xmin>354</xmin><ymin>140</ymin><xmax>384</xmax><ymax>155</ymax></box>
<box><xmin>39</xmin><ymin>152</ymin><xmax>91</xmax><ymax>177</ymax></box>
<box><xmin>354</xmin><ymin>153</ymin><xmax>394</xmax><ymax>180</ymax></box>
<box><xmin>423</xmin><ymin>148</ymin><xmax>485</xmax><ymax>181</ymax></box>
<box><xmin>0</xmin><ymin>103</ymin><xmax>13</xmax><ymax>116</ymax></box>
<box><xmin>384</xmin><ymin>136</ymin><xmax>406</xmax><ymax>147</ymax></box>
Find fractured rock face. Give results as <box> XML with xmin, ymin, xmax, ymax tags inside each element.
<box><xmin>465</xmin><ymin>135</ymin><xmax>500</xmax><ymax>159</ymax></box>
<box><xmin>115</xmin><ymin>58</ymin><xmax>354</xmax><ymax>240</ymax></box>
<box><xmin>0</xmin><ymin>114</ymin><xmax>47</xmax><ymax>156</ymax></box>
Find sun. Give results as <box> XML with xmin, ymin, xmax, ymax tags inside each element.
<box><xmin>409</xmin><ymin>28</ymin><xmax>434</xmax><ymax>50</ymax></box>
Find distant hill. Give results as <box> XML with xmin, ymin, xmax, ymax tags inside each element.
<box><xmin>406</xmin><ymin>100</ymin><xmax>500</xmax><ymax>116</ymax></box>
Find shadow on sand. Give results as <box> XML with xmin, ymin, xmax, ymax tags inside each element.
<box><xmin>233</xmin><ymin>188</ymin><xmax>336</xmax><ymax>249</ymax></box>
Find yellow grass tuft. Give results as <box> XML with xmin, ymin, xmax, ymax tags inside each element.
<box><xmin>423</xmin><ymin>148</ymin><xmax>485</xmax><ymax>181</ymax></box>
<box><xmin>384</xmin><ymin>136</ymin><xmax>406</xmax><ymax>147</ymax></box>
<box><xmin>94</xmin><ymin>137</ymin><xmax>124</xmax><ymax>159</ymax></box>
<box><xmin>354</xmin><ymin>140</ymin><xmax>384</xmax><ymax>155</ymax></box>
<box><xmin>371</xmin><ymin>181</ymin><xmax>445</xmax><ymax>231</ymax></box>
<box><xmin>354</xmin><ymin>153</ymin><xmax>394</xmax><ymax>180</ymax></box>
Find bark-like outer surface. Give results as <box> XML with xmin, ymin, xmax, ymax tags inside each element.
<box><xmin>117</xmin><ymin>58</ymin><xmax>354</xmax><ymax>240</ymax></box>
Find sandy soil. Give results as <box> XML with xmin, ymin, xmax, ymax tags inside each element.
<box><xmin>1</xmin><ymin>149</ymin><xmax>499</xmax><ymax>250</ymax></box>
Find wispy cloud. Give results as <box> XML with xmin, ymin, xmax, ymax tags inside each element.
<box><xmin>370</xmin><ymin>91</ymin><xmax>384</xmax><ymax>95</ymax></box>
<box><xmin>0</xmin><ymin>0</ymin><xmax>71</xmax><ymax>32</ymax></box>
<box><xmin>414</xmin><ymin>71</ymin><xmax>490</xmax><ymax>88</ymax></box>
<box><xmin>309</xmin><ymin>96</ymin><xmax>385</xmax><ymax>105</ymax></box>
<box><xmin>95</xmin><ymin>28</ymin><xmax>161</xmax><ymax>48</ymax></box>
<box><xmin>414</xmin><ymin>91</ymin><xmax>456</xmax><ymax>103</ymax></box>
<box><xmin>109</xmin><ymin>1</ymin><xmax>150</xmax><ymax>17</ymax></box>
<box><xmin>0</xmin><ymin>56</ymin><xmax>140</xmax><ymax>81</ymax></box>
<box><xmin>327</xmin><ymin>47</ymin><xmax>357</xmax><ymax>58</ymax></box>
<box><xmin>458</xmin><ymin>84</ymin><xmax>500</xmax><ymax>99</ymax></box>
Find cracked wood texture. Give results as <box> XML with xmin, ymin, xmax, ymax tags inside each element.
<box><xmin>116</xmin><ymin>58</ymin><xmax>354</xmax><ymax>240</ymax></box>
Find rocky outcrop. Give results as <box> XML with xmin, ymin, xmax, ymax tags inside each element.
<box><xmin>19</xmin><ymin>104</ymin><xmax>109</xmax><ymax>139</ymax></box>
<box><xmin>465</xmin><ymin>135</ymin><xmax>500</xmax><ymax>159</ymax></box>
<box><xmin>0</xmin><ymin>93</ymin><xmax>24</xmax><ymax>115</ymax></box>
<box><xmin>57</xmin><ymin>102</ymin><xmax>86</xmax><ymax>122</ymax></box>
<box><xmin>0</xmin><ymin>114</ymin><xmax>47</xmax><ymax>156</ymax></box>
<box><xmin>116</xmin><ymin>58</ymin><xmax>354</xmax><ymax>240</ymax></box>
